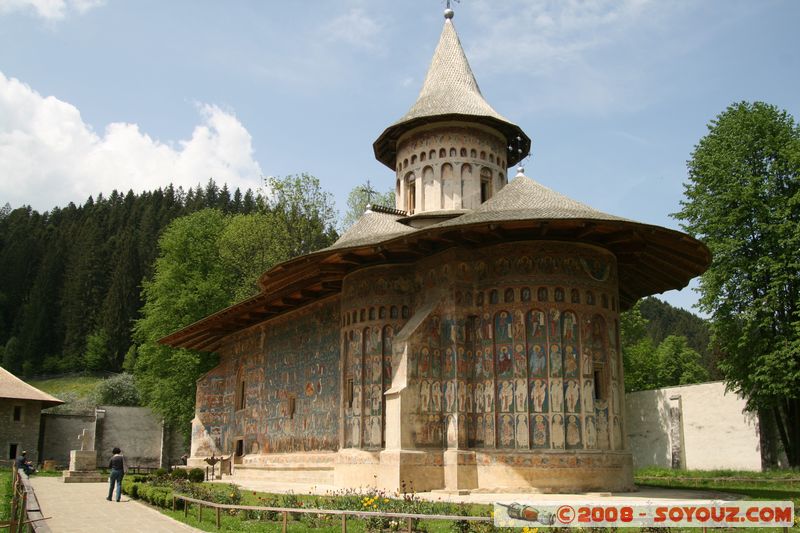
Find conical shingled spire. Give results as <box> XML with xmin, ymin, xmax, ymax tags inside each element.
<box><xmin>373</xmin><ymin>15</ymin><xmax>530</xmax><ymax>169</ymax></box>
<box><xmin>399</xmin><ymin>18</ymin><xmax>503</xmax><ymax>125</ymax></box>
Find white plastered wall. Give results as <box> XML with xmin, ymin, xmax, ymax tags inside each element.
<box><xmin>625</xmin><ymin>381</ymin><xmax>761</xmax><ymax>471</ymax></box>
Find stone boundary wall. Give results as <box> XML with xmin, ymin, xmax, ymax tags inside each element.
<box><xmin>625</xmin><ymin>381</ymin><xmax>761</xmax><ymax>471</ymax></box>
<box><xmin>40</xmin><ymin>411</ymin><xmax>95</xmax><ymax>466</ymax></box>
<box><xmin>39</xmin><ymin>406</ymin><xmax>185</xmax><ymax>469</ymax></box>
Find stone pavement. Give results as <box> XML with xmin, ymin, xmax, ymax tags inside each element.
<box><xmin>29</xmin><ymin>477</ymin><xmax>201</xmax><ymax>533</ymax></box>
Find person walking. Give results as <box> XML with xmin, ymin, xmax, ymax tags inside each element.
<box><xmin>106</xmin><ymin>447</ymin><xmax>127</xmax><ymax>502</ymax></box>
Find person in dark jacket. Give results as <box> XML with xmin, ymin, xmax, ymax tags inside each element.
<box><xmin>15</xmin><ymin>451</ymin><xmax>34</xmax><ymax>475</ymax></box>
<box><xmin>106</xmin><ymin>447</ymin><xmax>127</xmax><ymax>502</ymax></box>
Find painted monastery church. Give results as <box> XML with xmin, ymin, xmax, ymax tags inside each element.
<box><xmin>162</xmin><ymin>8</ymin><xmax>710</xmax><ymax>492</ymax></box>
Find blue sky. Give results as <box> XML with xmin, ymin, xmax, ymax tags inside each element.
<box><xmin>1</xmin><ymin>0</ymin><xmax>798</xmax><ymax>313</ymax></box>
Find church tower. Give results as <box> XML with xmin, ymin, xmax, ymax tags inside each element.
<box><xmin>373</xmin><ymin>8</ymin><xmax>530</xmax><ymax>222</ymax></box>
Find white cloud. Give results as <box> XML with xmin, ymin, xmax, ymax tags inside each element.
<box><xmin>469</xmin><ymin>0</ymin><xmax>654</xmax><ymax>74</ymax></box>
<box><xmin>0</xmin><ymin>72</ymin><xmax>264</xmax><ymax>211</ymax></box>
<box><xmin>325</xmin><ymin>8</ymin><xmax>382</xmax><ymax>49</ymax></box>
<box><xmin>0</xmin><ymin>0</ymin><xmax>104</xmax><ymax>20</ymax></box>
<box><xmin>465</xmin><ymin>0</ymin><xmax>678</xmax><ymax>114</ymax></box>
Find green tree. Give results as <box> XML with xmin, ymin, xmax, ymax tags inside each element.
<box><xmin>655</xmin><ymin>335</ymin><xmax>709</xmax><ymax>386</ymax></box>
<box><xmin>621</xmin><ymin>301</ymin><xmax>659</xmax><ymax>392</ymax></box>
<box><xmin>674</xmin><ymin>101</ymin><xmax>800</xmax><ymax>466</ymax></box>
<box><xmin>218</xmin><ymin>213</ymin><xmax>283</xmax><ymax>301</ymax></box>
<box><xmin>132</xmin><ymin>209</ymin><xmax>233</xmax><ymax>439</ymax></box>
<box><xmin>263</xmin><ymin>174</ymin><xmax>338</xmax><ymax>257</ymax></box>
<box><xmin>342</xmin><ymin>182</ymin><xmax>396</xmax><ymax>229</ymax></box>
<box><xmin>93</xmin><ymin>373</ymin><xmax>140</xmax><ymax>406</ymax></box>
<box><xmin>621</xmin><ymin>303</ymin><xmax>710</xmax><ymax>392</ymax></box>
<box><xmin>84</xmin><ymin>328</ymin><xmax>112</xmax><ymax>371</ymax></box>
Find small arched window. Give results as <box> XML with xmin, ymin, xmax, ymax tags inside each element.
<box><xmin>460</xmin><ymin>148</ymin><xmax>467</xmax><ymax>157</ymax></box>
<box><xmin>440</xmin><ymin>148</ymin><xmax>447</xmax><ymax>158</ymax></box>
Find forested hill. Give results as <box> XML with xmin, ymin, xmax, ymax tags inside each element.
<box><xmin>0</xmin><ymin>180</ymin><xmax>268</xmax><ymax>376</ymax></box>
<box><xmin>639</xmin><ymin>296</ymin><xmax>713</xmax><ymax>373</ymax></box>
<box><xmin>622</xmin><ymin>297</ymin><xmax>719</xmax><ymax>392</ymax></box>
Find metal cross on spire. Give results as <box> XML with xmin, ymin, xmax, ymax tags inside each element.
<box><xmin>443</xmin><ymin>0</ymin><xmax>459</xmax><ymax>18</ymax></box>
<box><xmin>508</xmin><ymin>135</ymin><xmax>531</xmax><ymax>173</ymax></box>
<box><xmin>360</xmin><ymin>180</ymin><xmax>377</xmax><ymax>210</ymax></box>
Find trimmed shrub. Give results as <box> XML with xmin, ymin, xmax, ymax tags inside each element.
<box><xmin>170</xmin><ymin>468</ymin><xmax>188</xmax><ymax>480</ymax></box>
<box><xmin>187</xmin><ymin>468</ymin><xmax>205</xmax><ymax>483</ymax></box>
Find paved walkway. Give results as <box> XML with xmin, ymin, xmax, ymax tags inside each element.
<box><xmin>29</xmin><ymin>477</ymin><xmax>201</xmax><ymax>533</ymax></box>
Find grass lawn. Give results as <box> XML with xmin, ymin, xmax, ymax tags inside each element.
<box><xmin>0</xmin><ymin>468</ymin><xmax>10</xmax><ymax>522</ymax></box>
<box><xmin>27</xmin><ymin>374</ymin><xmax>106</xmax><ymax>413</ymax></box>
<box><xmin>635</xmin><ymin>466</ymin><xmax>800</xmax><ymax>499</ymax></box>
<box><xmin>27</xmin><ymin>375</ymin><xmax>104</xmax><ymax>399</ymax></box>
<box><xmin>635</xmin><ymin>467</ymin><xmax>800</xmax><ymax>532</ymax></box>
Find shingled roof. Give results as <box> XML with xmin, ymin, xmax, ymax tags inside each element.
<box><xmin>373</xmin><ymin>13</ymin><xmax>530</xmax><ymax>169</ymax></box>
<box><xmin>325</xmin><ymin>209</ymin><xmax>417</xmax><ymax>251</ymax></box>
<box><xmin>0</xmin><ymin>366</ymin><xmax>64</xmax><ymax>408</ymax></box>
<box><xmin>434</xmin><ymin>170</ymin><xmax>629</xmax><ymax>228</ymax></box>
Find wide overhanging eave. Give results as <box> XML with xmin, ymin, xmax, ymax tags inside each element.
<box><xmin>373</xmin><ymin>114</ymin><xmax>530</xmax><ymax>170</ymax></box>
<box><xmin>159</xmin><ymin>216</ymin><xmax>709</xmax><ymax>351</ymax></box>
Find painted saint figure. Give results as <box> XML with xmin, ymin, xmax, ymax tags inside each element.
<box><xmin>549</xmin><ymin>379</ymin><xmax>563</xmax><ymax>412</ymax></box>
<box><xmin>566</xmin><ymin>415</ymin><xmax>581</xmax><ymax>447</ymax></box>
<box><xmin>531</xmin><ymin>379</ymin><xmax>547</xmax><ymax>412</ymax></box>
<box><xmin>585</xmin><ymin>416</ymin><xmax>597</xmax><ymax>448</ymax></box>
<box><xmin>550</xmin><ymin>343</ymin><xmax>562</xmax><ymax>377</ymax></box>
<box><xmin>564</xmin><ymin>379</ymin><xmax>580</xmax><ymax>412</ymax></box>
<box><xmin>514</xmin><ymin>378</ymin><xmax>527</xmax><ymax>412</ymax></box>
<box><xmin>499</xmin><ymin>380</ymin><xmax>513</xmax><ymax>412</ymax></box>
<box><xmin>551</xmin><ymin>414</ymin><xmax>565</xmax><ymax>448</ymax></box>
<box><xmin>515</xmin><ymin>414</ymin><xmax>529</xmax><ymax>448</ymax></box>
<box><xmin>532</xmin><ymin>414</ymin><xmax>548</xmax><ymax>447</ymax></box>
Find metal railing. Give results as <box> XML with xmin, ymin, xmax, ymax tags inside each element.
<box><xmin>172</xmin><ymin>493</ymin><xmax>492</xmax><ymax>532</ymax></box>
<box><xmin>0</xmin><ymin>469</ymin><xmax>51</xmax><ymax>533</ymax></box>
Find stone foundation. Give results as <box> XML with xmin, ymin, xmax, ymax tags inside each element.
<box><xmin>222</xmin><ymin>449</ymin><xmax>634</xmax><ymax>493</ymax></box>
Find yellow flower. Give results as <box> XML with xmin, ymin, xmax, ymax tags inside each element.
<box><xmin>383</xmin><ymin>498</ymin><xmax>389</xmax><ymax>503</ymax></box>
